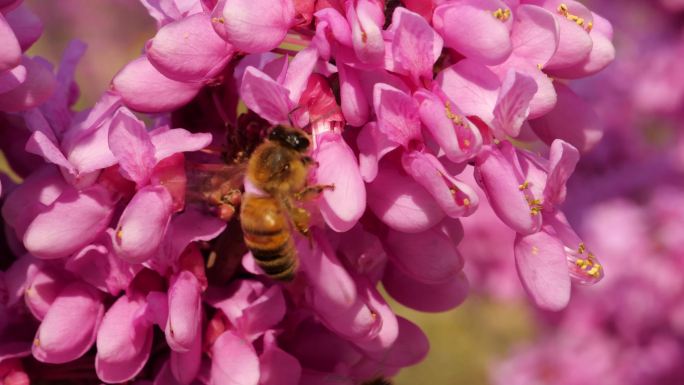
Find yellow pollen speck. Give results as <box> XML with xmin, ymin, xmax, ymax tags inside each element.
<box><xmin>492</xmin><ymin>8</ymin><xmax>511</xmax><ymax>22</ymax></box>
<box><xmin>445</xmin><ymin>101</ymin><xmax>464</xmax><ymax>126</ymax></box>
<box><xmin>537</xmin><ymin>63</ymin><xmax>543</xmax><ymax>70</ymax></box>
<box><xmin>34</xmin><ymin>338</ymin><xmax>40</xmax><ymax>347</ymax></box>
<box><xmin>532</xmin><ymin>246</ymin><xmax>539</xmax><ymax>255</ymax></box>
<box><xmin>463</xmin><ymin>198</ymin><xmax>471</xmax><ymax>206</ymax></box>
<box><xmin>519</xmin><ymin>181</ymin><xmax>530</xmax><ymax>191</ymax></box>
<box><xmin>116</xmin><ymin>228</ymin><xmax>123</xmax><ymax>240</ymax></box>
<box><xmin>211</xmin><ymin>17</ymin><xmax>225</xmax><ymax>24</ymax></box>
<box><xmin>463</xmin><ymin>139</ymin><xmax>471</xmax><ymax>147</ymax></box>
<box><xmin>557</xmin><ymin>3</ymin><xmax>592</xmax><ymax>32</ymax></box>
<box><xmin>586</xmin><ymin>21</ymin><xmax>593</xmax><ymax>32</ymax></box>
<box><xmin>371</xmin><ymin>311</ymin><xmax>378</xmax><ymax>320</ymax></box>
<box><xmin>361</xmin><ymin>31</ymin><xmax>368</xmax><ymax>44</ymax></box>
<box><xmin>578</xmin><ymin>242</ymin><xmax>586</xmax><ymax>254</ymax></box>
<box><xmin>527</xmin><ymin>198</ymin><xmax>543</xmax><ymax>216</ymax></box>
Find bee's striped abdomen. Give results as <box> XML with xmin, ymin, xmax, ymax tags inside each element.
<box><xmin>240</xmin><ymin>194</ymin><xmax>298</xmax><ymax>281</ymax></box>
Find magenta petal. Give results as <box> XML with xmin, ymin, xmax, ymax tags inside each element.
<box><xmin>150</xmin><ymin>128</ymin><xmax>212</xmax><ymax>162</ymax></box>
<box><xmin>529</xmin><ymin>82</ymin><xmax>602</xmax><ymax>153</ymax></box>
<box><xmin>436</xmin><ymin>59</ymin><xmax>500</xmax><ymax>124</ymax></box>
<box><xmin>219</xmin><ymin>0</ymin><xmax>294</xmax><ymax>53</ymax></box>
<box><xmin>0</xmin><ymin>14</ymin><xmax>21</xmax><ymax>72</ymax></box>
<box><xmin>4</xmin><ymin>5</ymin><xmax>43</xmax><ymax>50</ymax></box>
<box><xmin>148</xmin><ymin>12</ymin><xmax>233</xmax><ymax>82</ymax></box>
<box><xmin>373</xmin><ymin>83</ymin><xmax>421</xmax><ymax>148</ymax></box>
<box><xmin>96</xmin><ymin>295</ymin><xmax>153</xmax><ymax>383</ymax></box>
<box><xmin>543</xmin><ymin>1</ymin><xmax>593</xmax><ymax>71</ymax></box>
<box><xmin>383</xmin><ymin>262</ymin><xmax>469</xmax><ymax>312</ymax></box>
<box><xmin>170</xmin><ymin>327</ymin><xmax>202</xmax><ymax>385</ymax></box>
<box><xmin>25</xmin><ymin>130</ymin><xmax>75</xmax><ymax>174</ymax></box>
<box><xmin>210</xmin><ymin>331</ymin><xmax>260</xmax><ymax>385</ymax></box>
<box><xmin>32</xmin><ymin>282</ymin><xmax>104</xmax><ymax>364</ymax></box>
<box><xmin>386</xmin><ymin>225</ymin><xmax>464</xmax><ymax>284</ymax></box>
<box><xmin>416</xmin><ymin>90</ymin><xmax>482</xmax><ymax>163</ymax></box>
<box><xmin>509</xmin><ymin>5</ymin><xmax>559</xmax><ymax>68</ymax></box>
<box><xmin>114</xmin><ymin>186</ymin><xmax>173</xmax><ymax>264</ymax></box>
<box><xmin>402</xmin><ymin>151</ymin><xmax>479</xmax><ymax>218</ymax></box>
<box><xmin>514</xmin><ymin>230</ymin><xmax>571</xmax><ymax>311</ymax></box>
<box><xmin>390</xmin><ymin>7</ymin><xmax>443</xmax><ymax>83</ymax></box>
<box><xmin>0</xmin><ymin>56</ymin><xmax>56</xmax><ymax>112</ymax></box>
<box><xmin>108</xmin><ymin>109</ymin><xmax>156</xmax><ymax>186</ymax></box>
<box><xmin>24</xmin><ymin>185</ymin><xmax>114</xmax><ymax>259</ymax></box>
<box><xmin>240</xmin><ymin>67</ymin><xmax>292</xmax><ymax>124</ymax></box>
<box><xmin>365</xmin><ymin>316</ymin><xmax>429</xmax><ymax>368</ymax></box>
<box><xmin>112</xmin><ymin>56</ymin><xmax>201</xmax><ymax>113</ymax></box>
<box><xmin>259</xmin><ymin>333</ymin><xmax>302</xmax><ymax>385</ymax></box>
<box><xmin>474</xmin><ymin>144</ymin><xmax>541</xmax><ymax>234</ymax></box>
<box><xmin>0</xmin><ymin>64</ymin><xmax>26</xmax><ymax>94</ymax></box>
<box><xmin>543</xmin><ymin>139</ymin><xmax>579</xmax><ymax>207</ymax></box>
<box><xmin>356</xmin><ymin>122</ymin><xmax>399</xmax><ymax>182</ymax></box>
<box><xmin>314</xmin><ymin>133</ymin><xmax>366</xmax><ymax>232</ymax></box>
<box><xmin>367</xmin><ymin>161</ymin><xmax>445</xmax><ymax>233</ymax></box>
<box><xmin>433</xmin><ymin>0</ymin><xmax>512</xmax><ymax>65</ymax></box>
<box><xmin>5</xmin><ymin>254</ymin><xmax>39</xmax><ymax>308</ymax></box>
<box><xmin>166</xmin><ymin>271</ymin><xmax>202</xmax><ymax>352</ymax></box>
<box><xmin>283</xmin><ymin>47</ymin><xmax>318</xmax><ymax>104</ymax></box>
<box><xmin>348</xmin><ymin>0</ymin><xmax>385</xmax><ymax>65</ymax></box>
<box><xmin>338</xmin><ymin>64</ymin><xmax>369</xmax><ymax>127</ymax></box>
<box><xmin>492</xmin><ymin>70</ymin><xmax>537</xmax><ymax>138</ymax></box>
<box><xmin>24</xmin><ymin>266</ymin><xmax>67</xmax><ymax>320</ymax></box>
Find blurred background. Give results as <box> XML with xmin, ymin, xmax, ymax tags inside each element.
<box><xmin>23</xmin><ymin>0</ymin><xmax>684</xmax><ymax>384</ymax></box>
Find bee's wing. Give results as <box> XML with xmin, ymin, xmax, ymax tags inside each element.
<box><xmin>186</xmin><ymin>162</ymin><xmax>248</xmax><ymax>203</ymax></box>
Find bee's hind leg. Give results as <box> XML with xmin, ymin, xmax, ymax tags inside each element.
<box><xmin>294</xmin><ymin>184</ymin><xmax>335</xmax><ymax>201</ymax></box>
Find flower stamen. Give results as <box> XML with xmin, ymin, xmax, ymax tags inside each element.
<box><xmin>492</xmin><ymin>8</ymin><xmax>511</xmax><ymax>22</ymax></box>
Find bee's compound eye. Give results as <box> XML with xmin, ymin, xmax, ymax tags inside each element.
<box><xmin>296</xmin><ymin>136</ymin><xmax>310</xmax><ymax>150</ymax></box>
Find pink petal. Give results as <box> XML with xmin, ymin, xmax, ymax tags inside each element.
<box><xmin>386</xmin><ymin>225</ymin><xmax>464</xmax><ymax>284</ymax></box>
<box><xmin>383</xmin><ymin>262</ymin><xmax>469</xmax><ymax>312</ymax></box>
<box><xmin>0</xmin><ymin>64</ymin><xmax>26</xmax><ymax>94</ymax></box>
<box><xmin>96</xmin><ymin>295</ymin><xmax>153</xmax><ymax>383</ymax></box>
<box><xmin>218</xmin><ymin>0</ymin><xmax>294</xmax><ymax>53</ymax></box>
<box><xmin>24</xmin><ymin>266</ymin><xmax>66</xmax><ymax>321</ymax></box>
<box><xmin>529</xmin><ymin>82</ymin><xmax>602</xmax><ymax>153</ymax></box>
<box><xmin>338</xmin><ymin>64</ymin><xmax>369</xmax><ymax>127</ymax></box>
<box><xmin>259</xmin><ymin>333</ymin><xmax>302</xmax><ymax>385</ymax></box>
<box><xmin>25</xmin><ymin>130</ymin><xmax>75</xmax><ymax>174</ymax></box>
<box><xmin>390</xmin><ymin>7</ymin><xmax>443</xmax><ymax>84</ymax></box>
<box><xmin>433</xmin><ymin>0</ymin><xmax>512</xmax><ymax>65</ymax></box>
<box><xmin>147</xmin><ymin>12</ymin><xmax>234</xmax><ymax>82</ymax></box>
<box><xmin>348</xmin><ymin>0</ymin><xmax>385</xmax><ymax>65</ymax></box>
<box><xmin>5</xmin><ymin>254</ymin><xmax>39</xmax><ymax>308</ymax></box>
<box><xmin>542</xmin><ymin>0</ymin><xmax>593</xmax><ymax>71</ymax></box>
<box><xmin>240</xmin><ymin>67</ymin><xmax>292</xmax><ymax>124</ymax></box>
<box><xmin>0</xmin><ymin>57</ymin><xmax>56</xmax><ymax>112</ymax></box>
<box><xmin>166</xmin><ymin>271</ymin><xmax>202</xmax><ymax>352</ymax></box>
<box><xmin>491</xmin><ymin>69</ymin><xmax>538</xmax><ymax>138</ymax></box>
<box><xmin>170</xmin><ymin>325</ymin><xmax>202</xmax><ymax>385</ymax></box>
<box><xmin>150</xmin><ymin>127</ymin><xmax>212</xmax><ymax>162</ymax></box>
<box><xmin>364</xmin><ymin>316</ymin><xmax>429</xmax><ymax>367</ymax></box>
<box><xmin>416</xmin><ymin>89</ymin><xmax>482</xmax><ymax>162</ymax></box>
<box><xmin>162</xmin><ymin>207</ymin><xmax>227</xmax><ymax>265</ymax></box>
<box><xmin>436</xmin><ymin>59</ymin><xmax>500</xmax><ymax>124</ymax></box>
<box><xmin>401</xmin><ymin>151</ymin><xmax>479</xmax><ymax>218</ymax></box>
<box><xmin>32</xmin><ymin>282</ymin><xmax>104</xmax><ymax>364</ymax></box>
<box><xmin>509</xmin><ymin>5</ymin><xmax>559</xmax><ymax>68</ymax></box>
<box><xmin>114</xmin><ymin>185</ymin><xmax>173</xmax><ymax>264</ymax></box>
<box><xmin>356</xmin><ymin>122</ymin><xmax>399</xmax><ymax>182</ymax></box>
<box><xmin>210</xmin><ymin>331</ymin><xmax>260</xmax><ymax>385</ymax></box>
<box><xmin>474</xmin><ymin>143</ymin><xmax>541</xmax><ymax>234</ymax></box>
<box><xmin>24</xmin><ymin>185</ymin><xmax>114</xmax><ymax>259</ymax></box>
<box><xmin>543</xmin><ymin>139</ymin><xmax>579</xmax><ymax>207</ymax></box>
<box><xmin>514</xmin><ymin>230</ymin><xmax>571</xmax><ymax>310</ymax></box>
<box><xmin>4</xmin><ymin>5</ymin><xmax>43</xmax><ymax>51</ymax></box>
<box><xmin>112</xmin><ymin>56</ymin><xmax>201</xmax><ymax>113</ymax></box>
<box><xmin>108</xmin><ymin>109</ymin><xmax>156</xmax><ymax>186</ymax></box>
<box><xmin>283</xmin><ymin>47</ymin><xmax>318</xmax><ymax>104</ymax></box>
<box><xmin>0</xmin><ymin>14</ymin><xmax>21</xmax><ymax>72</ymax></box>
<box><xmin>373</xmin><ymin>84</ymin><xmax>421</xmax><ymax>148</ymax></box>
<box><xmin>351</xmin><ymin>283</ymin><xmax>399</xmax><ymax>353</ymax></box>
<box><xmin>314</xmin><ymin>132</ymin><xmax>366</xmax><ymax>232</ymax></box>
<box><xmin>367</xmin><ymin>160</ymin><xmax>445</xmax><ymax>233</ymax></box>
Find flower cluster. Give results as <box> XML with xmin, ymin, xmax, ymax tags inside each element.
<box><xmin>489</xmin><ymin>1</ymin><xmax>684</xmax><ymax>383</ymax></box>
<box><xmin>0</xmin><ymin>0</ymin><xmax>615</xmax><ymax>384</ymax></box>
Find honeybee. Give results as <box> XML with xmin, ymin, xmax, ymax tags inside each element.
<box><xmin>240</xmin><ymin>125</ymin><xmax>334</xmax><ymax>281</ymax></box>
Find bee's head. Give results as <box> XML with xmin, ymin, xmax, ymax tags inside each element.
<box><xmin>268</xmin><ymin>126</ymin><xmax>310</xmax><ymax>152</ymax></box>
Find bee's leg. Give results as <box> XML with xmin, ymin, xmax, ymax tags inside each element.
<box><xmin>281</xmin><ymin>197</ymin><xmax>313</xmax><ymax>238</ymax></box>
<box><xmin>294</xmin><ymin>184</ymin><xmax>335</xmax><ymax>201</ymax></box>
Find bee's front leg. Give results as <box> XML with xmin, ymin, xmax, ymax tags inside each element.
<box><xmin>294</xmin><ymin>184</ymin><xmax>335</xmax><ymax>201</ymax></box>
